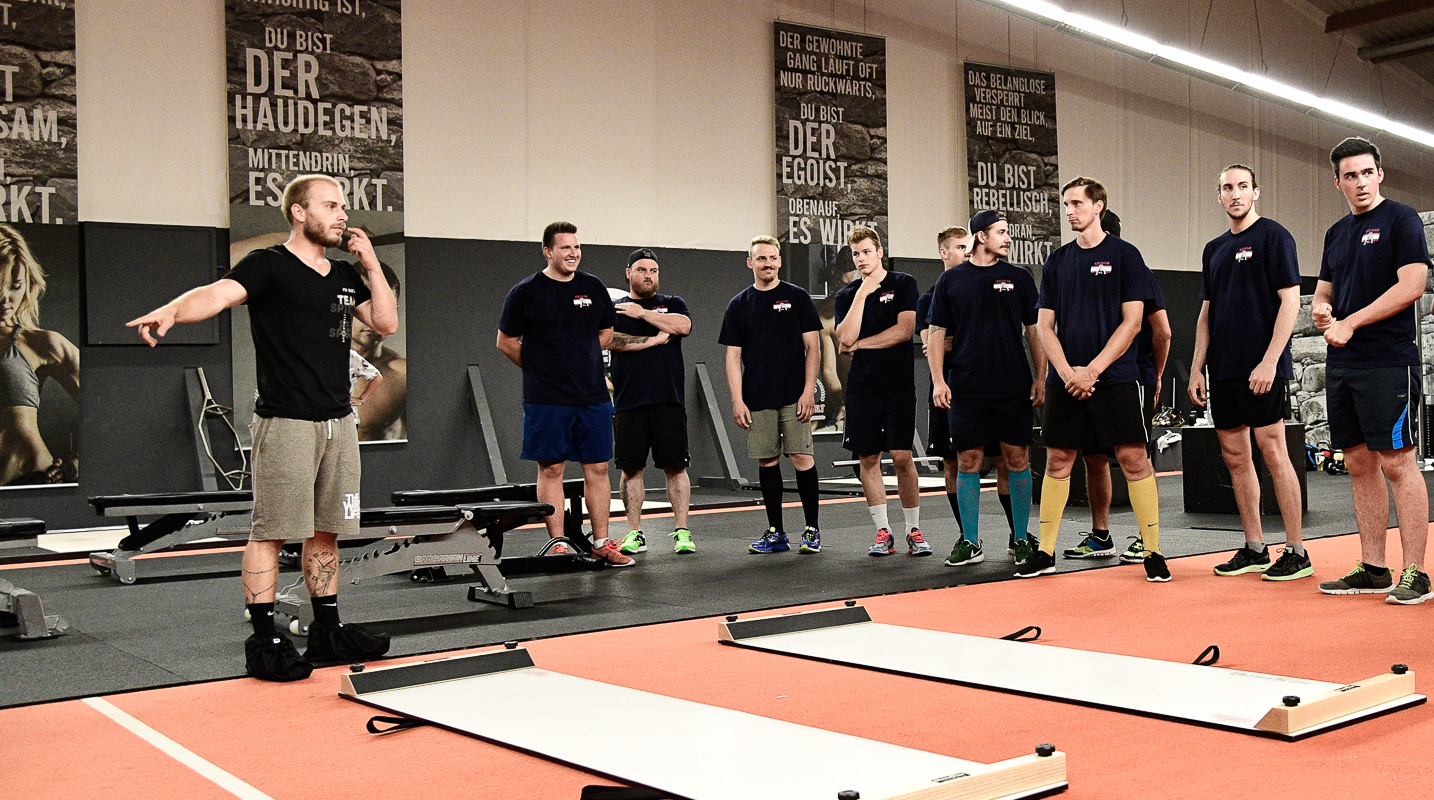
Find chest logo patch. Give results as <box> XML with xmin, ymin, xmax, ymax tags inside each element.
<box><xmin>1090</xmin><ymin>262</ymin><xmax>1112</xmax><ymax>276</ymax></box>
<box><xmin>654</xmin><ymin>306</ymin><xmax>667</xmax><ymax>314</ymax></box>
<box><xmin>573</xmin><ymin>295</ymin><xmax>592</xmax><ymax>308</ymax></box>
<box><xmin>878</xmin><ymin>290</ymin><xmax>895</xmax><ymax>303</ymax></box>
<box><xmin>1362</xmin><ymin>229</ymin><xmax>1381</xmax><ymax>245</ymax></box>
<box><xmin>1235</xmin><ymin>247</ymin><xmax>1252</xmax><ymax>262</ymax></box>
<box><xmin>993</xmin><ymin>279</ymin><xmax>1014</xmax><ymax>292</ymax></box>
<box><xmin>773</xmin><ymin>300</ymin><xmax>792</xmax><ymax>312</ymax></box>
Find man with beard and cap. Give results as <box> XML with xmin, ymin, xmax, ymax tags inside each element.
<box><xmin>128</xmin><ymin>174</ymin><xmax>397</xmax><ymax>680</ymax></box>
<box><xmin>926</xmin><ymin>210</ymin><xmax>1045</xmax><ymax>567</ymax></box>
<box><xmin>608</xmin><ymin>248</ymin><xmax>696</xmax><ymax>556</ymax></box>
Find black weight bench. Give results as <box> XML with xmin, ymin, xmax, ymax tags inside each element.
<box><xmin>0</xmin><ymin>518</ymin><xmax>69</xmax><ymax>639</ymax></box>
<box><xmin>391</xmin><ymin>478</ymin><xmax>591</xmax><ymax>554</ymax></box>
<box><xmin>88</xmin><ymin>491</ymin><xmax>255</xmax><ymax>584</ymax></box>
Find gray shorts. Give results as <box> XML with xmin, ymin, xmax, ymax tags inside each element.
<box><xmin>250</xmin><ymin>415</ymin><xmax>362</xmax><ymax>541</ymax></box>
<box><xmin>747</xmin><ymin>403</ymin><xmax>815</xmax><ymax>460</ymax></box>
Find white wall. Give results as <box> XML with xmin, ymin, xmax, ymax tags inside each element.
<box><xmin>76</xmin><ymin>0</ymin><xmax>1434</xmax><ymax>271</ymax></box>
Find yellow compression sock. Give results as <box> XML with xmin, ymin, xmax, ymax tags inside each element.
<box><xmin>1128</xmin><ymin>474</ymin><xmax>1160</xmax><ymax>555</ymax></box>
<box><xmin>1038</xmin><ymin>474</ymin><xmax>1070</xmax><ymax>555</ymax></box>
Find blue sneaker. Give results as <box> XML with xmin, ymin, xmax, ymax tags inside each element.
<box><xmin>1063</xmin><ymin>531</ymin><xmax>1115</xmax><ymax>559</ymax></box>
<box><xmin>749</xmin><ymin>528</ymin><xmax>790</xmax><ymax>554</ymax></box>
<box><xmin>868</xmin><ymin>529</ymin><xmax>895</xmax><ymax>557</ymax></box>
<box><xmin>799</xmin><ymin>527</ymin><xmax>822</xmax><ymax>554</ymax></box>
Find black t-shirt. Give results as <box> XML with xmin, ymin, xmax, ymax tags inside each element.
<box><xmin>1037</xmin><ymin>234</ymin><xmax>1154</xmax><ymax>386</ymax></box>
<box><xmin>225</xmin><ymin>245</ymin><xmax>371</xmax><ymax>421</ymax></box>
<box><xmin>717</xmin><ymin>281</ymin><xmax>821</xmax><ymax>411</ymax></box>
<box><xmin>499</xmin><ymin>270</ymin><xmax>617</xmax><ymax>406</ymax></box>
<box><xmin>1318</xmin><ymin>199</ymin><xmax>1431</xmax><ymax>368</ymax></box>
<box><xmin>833</xmin><ymin>271</ymin><xmax>920</xmax><ymax>395</ymax></box>
<box><xmin>1201</xmin><ymin>217</ymin><xmax>1302</xmax><ymax>380</ymax></box>
<box><xmin>916</xmin><ymin>286</ymin><xmax>935</xmax><ymax>334</ymax></box>
<box><xmin>928</xmin><ymin>261</ymin><xmax>1038</xmax><ymax>398</ymax></box>
<box><xmin>610</xmin><ymin>294</ymin><xmax>689</xmax><ymax>413</ymax></box>
<box><xmin>1134</xmin><ymin>271</ymin><xmax>1166</xmax><ymax>386</ymax></box>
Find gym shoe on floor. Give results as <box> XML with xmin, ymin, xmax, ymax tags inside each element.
<box><xmin>1012</xmin><ymin>537</ymin><xmax>1034</xmax><ymax>565</ymax></box>
<box><xmin>305</xmin><ymin>621</ymin><xmax>391</xmax><ymax>666</ymax></box>
<box><xmin>868</xmin><ymin>528</ymin><xmax>895</xmax><ymax>557</ymax></box>
<box><xmin>1014</xmin><ymin>548</ymin><xmax>1055</xmax><ymax>578</ymax></box>
<box><xmin>245</xmin><ymin>632</ymin><xmax>313</xmax><ymax>682</ymax></box>
<box><xmin>1386</xmin><ymin>564</ymin><xmax>1433</xmax><ymax>605</ymax></box>
<box><xmin>1063</xmin><ymin>532</ymin><xmax>1115</xmax><ymax>559</ymax></box>
<box><xmin>1214</xmin><ymin>545</ymin><xmax>1272</xmax><ymax>576</ymax></box>
<box><xmin>671</xmin><ymin>528</ymin><xmax>696</xmax><ymax>554</ymax></box>
<box><xmin>1319</xmin><ymin>561</ymin><xmax>1394</xmax><ymax>595</ymax></box>
<box><xmin>944</xmin><ymin>538</ymin><xmax>984</xmax><ymax>567</ymax></box>
<box><xmin>906</xmin><ymin>528</ymin><xmax>933</xmax><ymax>557</ymax></box>
<box><xmin>1261</xmin><ymin>548</ymin><xmax>1313</xmax><ymax>582</ymax></box>
<box><xmin>620</xmin><ymin>530</ymin><xmax>647</xmax><ymax>554</ymax></box>
<box><xmin>546</xmin><ymin>541</ymin><xmax>572</xmax><ymax>556</ymax></box>
<box><xmin>590</xmin><ymin>539</ymin><xmax>636</xmax><ymax>567</ymax></box>
<box><xmin>1144</xmin><ymin>552</ymin><xmax>1171</xmax><ymax>582</ymax></box>
<box><xmin>799</xmin><ymin>527</ymin><xmax>822</xmax><ymax>554</ymax></box>
<box><xmin>1119</xmin><ymin>534</ymin><xmax>1146</xmax><ymax>564</ymax></box>
<box><xmin>749</xmin><ymin>528</ymin><xmax>790</xmax><ymax>554</ymax></box>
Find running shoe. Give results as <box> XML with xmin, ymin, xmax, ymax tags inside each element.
<box><xmin>619</xmin><ymin>530</ymin><xmax>647</xmax><ymax>554</ymax></box>
<box><xmin>1008</xmin><ymin>532</ymin><xmax>1041</xmax><ymax>554</ymax></box>
<box><xmin>868</xmin><ymin>528</ymin><xmax>895</xmax><ymax>557</ymax></box>
<box><xmin>1014</xmin><ymin>548</ymin><xmax>1055</xmax><ymax>577</ymax></box>
<box><xmin>1261</xmin><ymin>548</ymin><xmax>1312</xmax><ymax>582</ymax></box>
<box><xmin>906</xmin><ymin>528</ymin><xmax>933</xmax><ymax>557</ymax></box>
<box><xmin>749</xmin><ymin>528</ymin><xmax>790</xmax><ymax>554</ymax></box>
<box><xmin>1386</xmin><ymin>564</ymin><xmax>1433</xmax><ymax>605</ymax></box>
<box><xmin>799</xmin><ymin>527</ymin><xmax>822</xmax><ymax>554</ymax></box>
<box><xmin>547</xmin><ymin>542</ymin><xmax>571</xmax><ymax>556</ymax></box>
<box><xmin>590</xmin><ymin>539</ymin><xmax>637</xmax><ymax>567</ymax></box>
<box><xmin>1214</xmin><ymin>545</ymin><xmax>1271</xmax><ymax>576</ymax></box>
<box><xmin>1318</xmin><ymin>561</ymin><xmax>1394</xmax><ymax>595</ymax></box>
<box><xmin>944</xmin><ymin>538</ymin><xmax>984</xmax><ymax>566</ymax></box>
<box><xmin>1119</xmin><ymin>534</ymin><xmax>1146</xmax><ymax>564</ymax></box>
<box><xmin>1063</xmin><ymin>532</ymin><xmax>1115</xmax><ymax>559</ymax></box>
<box><xmin>1012</xmin><ymin>537</ymin><xmax>1034</xmax><ymax>565</ymax></box>
<box><xmin>1144</xmin><ymin>552</ymin><xmax>1171</xmax><ymax>582</ymax></box>
<box><xmin>671</xmin><ymin>528</ymin><xmax>696</xmax><ymax>554</ymax></box>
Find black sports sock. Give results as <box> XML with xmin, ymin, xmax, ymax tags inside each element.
<box><xmin>311</xmin><ymin>594</ymin><xmax>340</xmax><ymax>627</ymax></box>
<box><xmin>1092</xmin><ymin>527</ymin><xmax>1111</xmax><ymax>541</ymax></box>
<box><xmin>795</xmin><ymin>467</ymin><xmax>820</xmax><ymax>529</ymax></box>
<box><xmin>759</xmin><ymin>465</ymin><xmax>785</xmax><ymax>531</ymax></box>
<box><xmin>1365</xmin><ymin>565</ymin><xmax>1390</xmax><ymax>579</ymax></box>
<box><xmin>247</xmin><ymin>602</ymin><xmax>277</xmax><ymax>638</ymax></box>
<box><xmin>998</xmin><ymin>493</ymin><xmax>1015</xmax><ymax>535</ymax></box>
<box><xmin>947</xmin><ymin>492</ymin><xmax>963</xmax><ymax>533</ymax></box>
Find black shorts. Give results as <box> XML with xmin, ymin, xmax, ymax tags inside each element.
<box><xmin>948</xmin><ymin>395</ymin><xmax>1033</xmax><ymax>452</ymax></box>
<box><xmin>927</xmin><ymin>398</ymin><xmax>999</xmax><ymax>458</ymax></box>
<box><xmin>1326</xmin><ymin>365</ymin><xmax>1420</xmax><ymax>451</ymax></box>
<box><xmin>613</xmin><ymin>403</ymin><xmax>690</xmax><ymax>471</ymax></box>
<box><xmin>843</xmin><ymin>390</ymin><xmax>916</xmax><ymax>455</ymax></box>
<box><xmin>1090</xmin><ymin>382</ymin><xmax>1159</xmax><ymax>456</ymax></box>
<box><xmin>1210</xmin><ymin>379</ymin><xmax>1288</xmax><ymax>431</ymax></box>
<box><xmin>1042</xmin><ymin>381</ymin><xmax>1147</xmax><ymax>451</ymax></box>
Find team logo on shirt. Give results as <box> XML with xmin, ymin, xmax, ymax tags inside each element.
<box><xmin>1362</xmin><ymin>229</ymin><xmax>1381</xmax><ymax>245</ymax></box>
<box><xmin>330</xmin><ymin>288</ymin><xmax>357</xmax><ymax>340</ymax></box>
<box><xmin>773</xmin><ymin>300</ymin><xmax>792</xmax><ymax>312</ymax></box>
<box><xmin>878</xmin><ymin>290</ymin><xmax>895</xmax><ymax>303</ymax></box>
<box><xmin>993</xmin><ymin>279</ymin><xmax>1014</xmax><ymax>292</ymax></box>
<box><xmin>573</xmin><ymin>295</ymin><xmax>593</xmax><ymax>308</ymax></box>
<box><xmin>1235</xmin><ymin>247</ymin><xmax>1252</xmax><ymax>262</ymax></box>
<box><xmin>654</xmin><ymin>306</ymin><xmax>668</xmax><ymax>314</ymax></box>
<box><xmin>1090</xmin><ymin>262</ymin><xmax>1112</xmax><ymax>276</ymax></box>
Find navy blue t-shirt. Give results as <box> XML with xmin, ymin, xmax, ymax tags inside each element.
<box><xmin>928</xmin><ymin>261</ymin><xmax>1038</xmax><ymax>399</ymax></box>
<box><xmin>1318</xmin><ymin>199</ymin><xmax>1431</xmax><ymax>368</ymax></box>
<box><xmin>609</xmin><ymin>294</ymin><xmax>689</xmax><ymax>413</ymax></box>
<box><xmin>915</xmin><ymin>286</ymin><xmax>935</xmax><ymax>335</ymax></box>
<box><xmin>1134</xmin><ymin>271</ymin><xmax>1166</xmax><ymax>386</ymax></box>
<box><xmin>833</xmin><ymin>271</ymin><xmax>920</xmax><ymax>395</ymax></box>
<box><xmin>1037</xmin><ymin>234</ymin><xmax>1154</xmax><ymax>386</ymax></box>
<box><xmin>499</xmin><ymin>270</ymin><xmax>616</xmax><ymax>406</ymax></box>
<box><xmin>718</xmin><ymin>281</ymin><xmax>821</xmax><ymax>411</ymax></box>
<box><xmin>1201</xmin><ymin>217</ymin><xmax>1302</xmax><ymax>380</ymax></box>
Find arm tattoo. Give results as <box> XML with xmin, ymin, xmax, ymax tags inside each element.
<box><xmin>610</xmin><ymin>332</ymin><xmax>651</xmax><ymax>346</ymax></box>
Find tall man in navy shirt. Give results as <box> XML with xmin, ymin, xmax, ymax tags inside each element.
<box><xmin>608</xmin><ymin>248</ymin><xmax>696</xmax><ymax>556</ymax></box>
<box><xmin>1024</xmin><ymin>177</ymin><xmax>1168</xmax><ymax>582</ymax></box>
<box><xmin>1313</xmin><ymin>138</ymin><xmax>1432</xmax><ymax>604</ymax></box>
<box><xmin>720</xmin><ymin>235</ymin><xmax>824</xmax><ymax>554</ymax></box>
<box><xmin>1188</xmin><ymin>164</ymin><xmax>1308</xmax><ymax>581</ymax></box>
<box><xmin>928</xmin><ymin>210</ymin><xmax>1045</xmax><ymax>567</ymax></box>
<box><xmin>834</xmin><ymin>227</ymin><xmax>928</xmax><ymax>557</ymax></box>
<box><xmin>498</xmin><ymin>221</ymin><xmax>632</xmax><ymax>568</ymax></box>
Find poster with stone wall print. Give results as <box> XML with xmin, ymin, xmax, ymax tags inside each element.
<box><xmin>964</xmin><ymin>61</ymin><xmax>1058</xmax><ymax>281</ymax></box>
<box><xmin>0</xmin><ymin>0</ymin><xmax>77</xmax><ymax>226</ymax></box>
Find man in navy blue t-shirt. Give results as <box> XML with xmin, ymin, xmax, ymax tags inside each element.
<box><xmin>719</xmin><ymin>235</ymin><xmax>823</xmax><ymax>554</ymax></box>
<box><xmin>1312</xmin><ymin>138</ymin><xmax>1432</xmax><ymax>603</ymax></box>
<box><xmin>498</xmin><ymin>221</ymin><xmax>632</xmax><ymax>568</ymax></box>
<box><xmin>834</xmin><ymin>227</ymin><xmax>928</xmax><ymax>558</ymax></box>
<box><xmin>607</xmin><ymin>248</ymin><xmax>695</xmax><ymax>557</ymax></box>
<box><xmin>1187</xmin><ymin>164</ymin><xmax>1308</xmax><ymax>581</ymax></box>
<box><xmin>927</xmin><ymin>210</ymin><xmax>1045</xmax><ymax>569</ymax></box>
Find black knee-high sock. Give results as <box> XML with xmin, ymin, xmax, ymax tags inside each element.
<box><xmin>311</xmin><ymin>594</ymin><xmax>340</xmax><ymax>627</ymax></box>
<box><xmin>998</xmin><ymin>493</ymin><xmax>1015</xmax><ymax>535</ymax></box>
<box><xmin>795</xmin><ymin>467</ymin><xmax>820</xmax><ymax>529</ymax></box>
<box><xmin>947</xmin><ymin>492</ymin><xmax>963</xmax><ymax>532</ymax></box>
<box><xmin>247</xmin><ymin>602</ymin><xmax>276</xmax><ymax>638</ymax></box>
<box><xmin>759</xmin><ymin>465</ymin><xmax>785</xmax><ymax>531</ymax></box>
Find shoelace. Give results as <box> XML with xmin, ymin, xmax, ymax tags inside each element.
<box><xmin>908</xmin><ymin>530</ymin><xmax>926</xmax><ymax>543</ymax></box>
<box><xmin>875</xmin><ymin>529</ymin><xmax>892</xmax><ymax>545</ymax></box>
<box><xmin>1396</xmin><ymin>563</ymin><xmax>1421</xmax><ymax>588</ymax></box>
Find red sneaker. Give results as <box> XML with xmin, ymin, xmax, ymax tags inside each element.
<box><xmin>590</xmin><ymin>539</ymin><xmax>636</xmax><ymax>568</ymax></box>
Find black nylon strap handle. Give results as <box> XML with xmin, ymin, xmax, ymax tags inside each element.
<box><xmin>366</xmin><ymin>715</ymin><xmax>430</xmax><ymax>735</ymax></box>
<box><xmin>1000</xmin><ymin>625</ymin><xmax>1042</xmax><ymax>642</ymax></box>
<box><xmin>1192</xmin><ymin>645</ymin><xmax>1220</xmax><ymax>666</ymax></box>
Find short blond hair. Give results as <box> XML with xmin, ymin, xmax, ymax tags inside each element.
<box><xmin>937</xmin><ymin>226</ymin><xmax>968</xmax><ymax>248</ymax></box>
<box><xmin>749</xmin><ymin>235</ymin><xmax>780</xmax><ymax>253</ymax></box>
<box><xmin>282</xmin><ymin>174</ymin><xmax>343</xmax><ymax>226</ymax></box>
<box><xmin>848</xmin><ymin>226</ymin><xmax>881</xmax><ymax>248</ymax></box>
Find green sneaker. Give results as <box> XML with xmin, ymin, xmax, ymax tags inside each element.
<box><xmin>944</xmin><ymin>538</ymin><xmax>984</xmax><ymax>567</ymax></box>
<box><xmin>1062</xmin><ymin>532</ymin><xmax>1115</xmax><ymax>559</ymax></box>
<box><xmin>1118</xmin><ymin>534</ymin><xmax>1145</xmax><ymax>564</ymax></box>
<box><xmin>1319</xmin><ymin>561</ymin><xmax>1394</xmax><ymax>595</ymax></box>
<box><xmin>1386</xmin><ymin>563</ymin><xmax>1432</xmax><ymax>605</ymax></box>
<box><xmin>671</xmin><ymin>528</ymin><xmax>696</xmax><ymax>554</ymax></box>
<box><xmin>1012</xmin><ymin>537</ymin><xmax>1034</xmax><ymax>565</ymax></box>
<box><xmin>619</xmin><ymin>530</ymin><xmax>646</xmax><ymax>554</ymax></box>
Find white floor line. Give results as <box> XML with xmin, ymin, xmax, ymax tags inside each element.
<box><xmin>82</xmin><ymin>697</ymin><xmax>274</xmax><ymax>800</ymax></box>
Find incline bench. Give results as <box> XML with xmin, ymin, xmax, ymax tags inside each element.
<box><xmin>1</xmin><ymin>518</ymin><xmax>69</xmax><ymax>639</ymax></box>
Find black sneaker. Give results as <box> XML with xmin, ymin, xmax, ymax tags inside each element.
<box><xmin>305</xmin><ymin>621</ymin><xmax>391</xmax><ymax>666</ymax></box>
<box><xmin>1214</xmin><ymin>545</ymin><xmax>1271</xmax><ymax>576</ymax></box>
<box><xmin>245</xmin><ymin>632</ymin><xmax>313</xmax><ymax>682</ymax></box>
<box><xmin>1386</xmin><ymin>564</ymin><xmax>1433</xmax><ymax>605</ymax></box>
<box><xmin>1144</xmin><ymin>552</ymin><xmax>1171</xmax><ymax>582</ymax></box>
<box><xmin>1014</xmin><ymin>548</ymin><xmax>1055</xmax><ymax>578</ymax></box>
<box><xmin>1318</xmin><ymin>561</ymin><xmax>1394</xmax><ymax>595</ymax></box>
<box><xmin>1261</xmin><ymin>548</ymin><xmax>1313</xmax><ymax>582</ymax></box>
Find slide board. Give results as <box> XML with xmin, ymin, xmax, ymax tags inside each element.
<box><xmin>719</xmin><ymin>605</ymin><xmax>1423</xmax><ymax>740</ymax></box>
<box><xmin>340</xmin><ymin>648</ymin><xmax>1068</xmax><ymax>800</ymax></box>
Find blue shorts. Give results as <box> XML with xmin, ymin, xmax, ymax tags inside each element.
<box><xmin>522</xmin><ymin>402</ymin><xmax>614</xmax><ymax>464</ymax></box>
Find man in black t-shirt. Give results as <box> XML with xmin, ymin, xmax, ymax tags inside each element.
<box><xmin>1313</xmin><ymin>138</ymin><xmax>1432</xmax><ymax>604</ymax></box>
<box><xmin>1188</xmin><ymin>164</ymin><xmax>1308</xmax><ymax>581</ymax></box>
<box><xmin>498</xmin><ymin>222</ymin><xmax>632</xmax><ymax>568</ymax></box>
<box><xmin>608</xmin><ymin>248</ymin><xmax>695</xmax><ymax>557</ymax></box>
<box><xmin>719</xmin><ymin>235</ymin><xmax>823</xmax><ymax>554</ymax></box>
<box><xmin>834</xmin><ymin>227</ymin><xmax>926</xmax><ymax>558</ymax></box>
<box><xmin>129</xmin><ymin>174</ymin><xmax>397</xmax><ymax>681</ymax></box>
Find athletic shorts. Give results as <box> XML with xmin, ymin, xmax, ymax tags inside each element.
<box><xmin>250</xmin><ymin>414</ymin><xmax>361</xmax><ymax>541</ymax></box>
<box><xmin>748</xmin><ymin>403</ymin><xmax>814</xmax><ymax>460</ymax></box>
<box><xmin>1211</xmin><ymin>378</ymin><xmax>1288</xmax><ymax>431</ymax></box>
<box><xmin>927</xmin><ymin>393</ymin><xmax>1000</xmax><ymax>458</ymax></box>
<box><xmin>948</xmin><ymin>395</ymin><xmax>1033</xmax><ymax>452</ymax></box>
<box><xmin>842</xmin><ymin>390</ymin><xmax>916</xmax><ymax>455</ymax></box>
<box><xmin>1326</xmin><ymin>365</ymin><xmax>1420</xmax><ymax>451</ymax></box>
<box><xmin>1042</xmin><ymin>381</ymin><xmax>1147</xmax><ymax>451</ymax></box>
<box><xmin>522</xmin><ymin>402</ymin><xmax>615</xmax><ymax>464</ymax></box>
<box><xmin>1090</xmin><ymin>382</ymin><xmax>1159</xmax><ymax>456</ymax></box>
<box><xmin>613</xmin><ymin>403</ymin><xmax>690</xmax><ymax>471</ymax></box>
